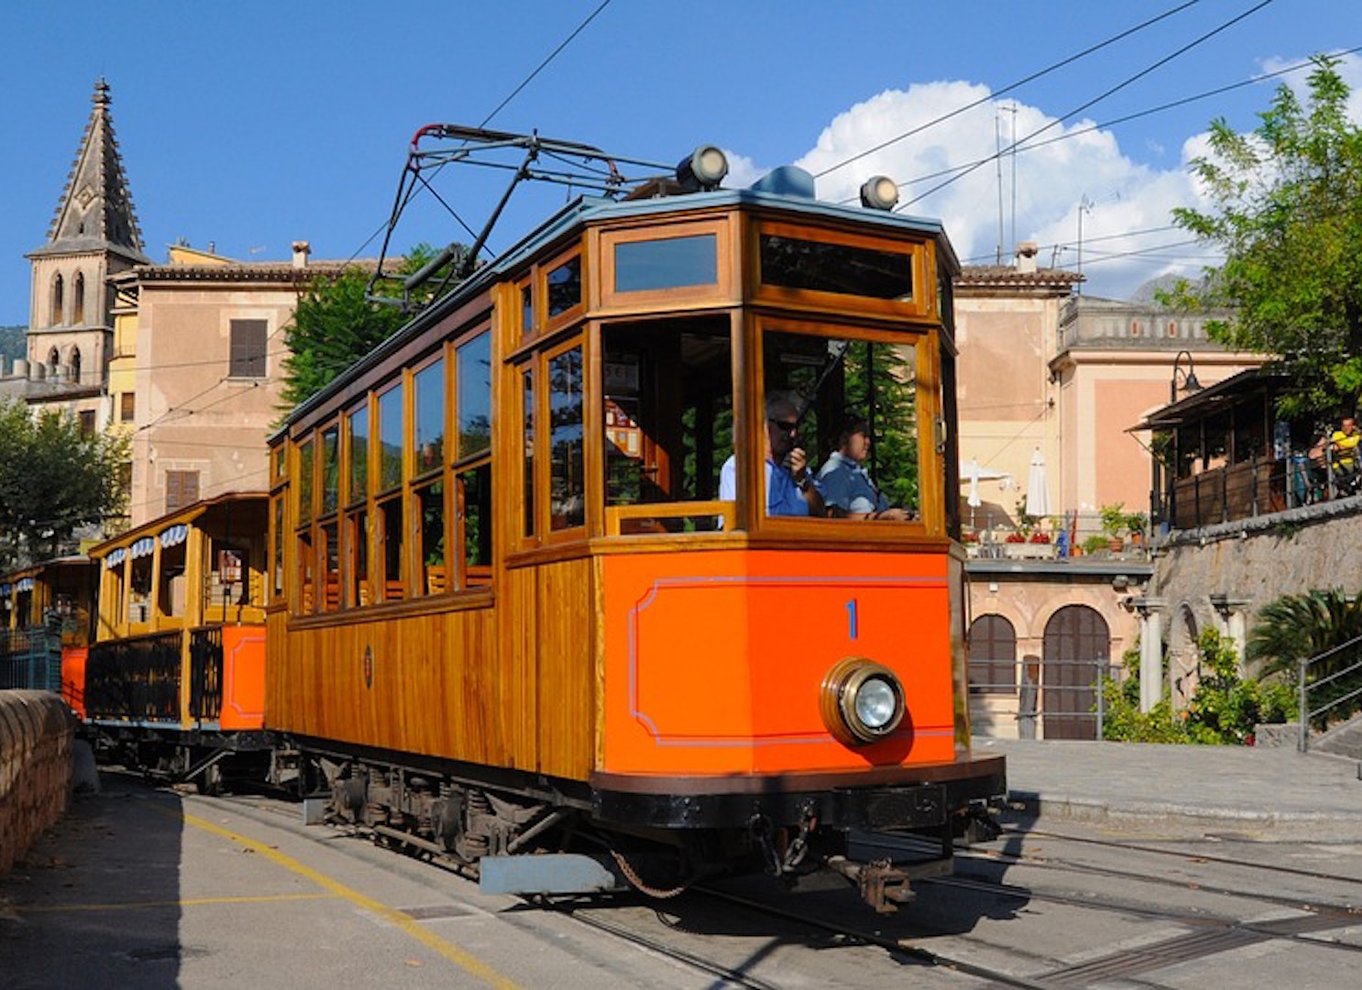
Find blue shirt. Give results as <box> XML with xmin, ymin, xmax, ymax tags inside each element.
<box><xmin>719</xmin><ymin>455</ymin><xmax>814</xmax><ymax>516</ymax></box>
<box><xmin>817</xmin><ymin>450</ymin><xmax>890</xmax><ymax>515</ymax></box>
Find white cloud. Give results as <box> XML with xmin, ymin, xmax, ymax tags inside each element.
<box><xmin>731</xmin><ymin>57</ymin><xmax>1362</xmax><ymax>300</ymax></box>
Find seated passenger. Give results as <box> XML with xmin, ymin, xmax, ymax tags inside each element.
<box><xmin>817</xmin><ymin>414</ymin><xmax>911</xmax><ymax>520</ymax></box>
<box><xmin>719</xmin><ymin>395</ymin><xmax>825</xmax><ymax>516</ymax></box>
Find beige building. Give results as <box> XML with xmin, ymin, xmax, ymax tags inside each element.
<box><xmin>113</xmin><ymin>241</ymin><xmax>353</xmax><ymax>526</ymax></box>
<box><xmin>953</xmin><ymin>244</ymin><xmax>1263</xmax><ymax>739</ymax></box>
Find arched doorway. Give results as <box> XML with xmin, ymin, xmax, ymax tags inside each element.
<box><xmin>1042</xmin><ymin>605</ymin><xmax>1110</xmax><ymax>740</ymax></box>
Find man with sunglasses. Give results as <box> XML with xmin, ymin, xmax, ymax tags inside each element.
<box><xmin>719</xmin><ymin>394</ymin><xmax>825</xmax><ymax>516</ymax></box>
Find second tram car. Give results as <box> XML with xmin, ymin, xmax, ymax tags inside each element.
<box><xmin>265</xmin><ymin>144</ymin><xmax>1004</xmax><ymax>911</ymax></box>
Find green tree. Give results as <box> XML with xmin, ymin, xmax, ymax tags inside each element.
<box><xmin>1183</xmin><ymin>629</ymin><xmax>1295</xmax><ymax>744</ymax></box>
<box><xmin>1247</xmin><ymin>588</ymin><xmax>1362</xmax><ymax>726</ymax></box>
<box><xmin>1168</xmin><ymin>57</ymin><xmax>1362</xmax><ymax>418</ymax></box>
<box><xmin>280</xmin><ymin>243</ymin><xmax>466</xmax><ymax>409</ymax></box>
<box><xmin>0</xmin><ymin>399</ymin><xmax>129</xmax><ymax>567</ymax></box>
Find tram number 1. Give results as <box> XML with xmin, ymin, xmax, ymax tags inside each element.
<box><xmin>845</xmin><ymin>598</ymin><xmax>859</xmax><ymax>640</ymax></box>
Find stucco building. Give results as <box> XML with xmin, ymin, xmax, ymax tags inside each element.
<box><xmin>953</xmin><ymin>243</ymin><xmax>1263</xmax><ymax>738</ymax></box>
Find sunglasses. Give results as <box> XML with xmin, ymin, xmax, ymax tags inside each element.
<box><xmin>767</xmin><ymin>418</ymin><xmax>799</xmax><ymax>434</ymax></box>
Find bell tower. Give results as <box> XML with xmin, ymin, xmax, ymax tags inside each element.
<box><xmin>25</xmin><ymin>79</ymin><xmax>150</xmax><ymax>387</ymax></box>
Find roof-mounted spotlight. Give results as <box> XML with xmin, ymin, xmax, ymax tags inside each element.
<box><xmin>676</xmin><ymin>145</ymin><xmax>728</xmax><ymax>192</ymax></box>
<box><xmin>860</xmin><ymin>175</ymin><xmax>899</xmax><ymax>211</ymax></box>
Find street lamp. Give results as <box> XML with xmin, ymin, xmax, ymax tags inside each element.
<box><xmin>1170</xmin><ymin>349</ymin><xmax>1203</xmax><ymax>404</ymax></box>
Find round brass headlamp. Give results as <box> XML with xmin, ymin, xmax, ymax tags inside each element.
<box><xmin>820</xmin><ymin>657</ymin><xmax>906</xmax><ymax>746</ymax></box>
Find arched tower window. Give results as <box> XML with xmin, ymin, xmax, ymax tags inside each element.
<box><xmin>70</xmin><ymin>347</ymin><xmax>82</xmax><ymax>384</ymax></box>
<box><xmin>51</xmin><ymin>274</ymin><xmax>64</xmax><ymax>327</ymax></box>
<box><xmin>47</xmin><ymin>347</ymin><xmax>59</xmax><ymax>372</ymax></box>
<box><xmin>73</xmin><ymin>272</ymin><xmax>85</xmax><ymax>325</ymax></box>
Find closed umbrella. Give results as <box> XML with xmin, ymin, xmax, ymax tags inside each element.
<box><xmin>966</xmin><ymin>458</ymin><xmax>983</xmax><ymax>510</ymax></box>
<box><xmin>1025</xmin><ymin>447</ymin><xmax>1051</xmax><ymax>518</ymax></box>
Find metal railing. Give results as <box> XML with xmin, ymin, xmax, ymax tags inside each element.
<box><xmin>1166</xmin><ymin>449</ymin><xmax>1362</xmax><ymax>532</ymax></box>
<box><xmin>85</xmin><ymin>628</ymin><xmax>183</xmax><ymax>723</ymax></box>
<box><xmin>0</xmin><ymin>627</ymin><xmax>62</xmax><ymax>692</ymax></box>
<box><xmin>189</xmin><ymin>626</ymin><xmax>224</xmax><ymax>721</ymax></box>
<box><xmin>969</xmin><ymin>657</ymin><xmax>1115</xmax><ymax>740</ymax></box>
<box><xmin>1297</xmin><ymin>632</ymin><xmax>1362</xmax><ymax>752</ymax></box>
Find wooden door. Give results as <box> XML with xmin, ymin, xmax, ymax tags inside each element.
<box><xmin>1042</xmin><ymin>605</ymin><xmax>1109</xmax><ymax>740</ymax></box>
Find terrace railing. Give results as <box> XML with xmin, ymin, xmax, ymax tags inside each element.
<box><xmin>1297</xmin><ymin>632</ymin><xmax>1362</xmax><ymax>752</ymax></box>
<box><xmin>85</xmin><ymin>629</ymin><xmax>183</xmax><ymax>723</ymax></box>
<box><xmin>0</xmin><ymin>627</ymin><xmax>62</xmax><ymax>693</ymax></box>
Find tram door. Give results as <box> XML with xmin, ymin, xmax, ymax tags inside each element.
<box><xmin>1042</xmin><ymin>605</ymin><xmax>1109</xmax><ymax>740</ymax></box>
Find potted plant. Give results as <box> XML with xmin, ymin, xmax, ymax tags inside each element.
<box><xmin>1082</xmin><ymin>533</ymin><xmax>1110</xmax><ymax>556</ymax></box>
<box><xmin>1099</xmin><ymin>502</ymin><xmax>1127</xmax><ymax>551</ymax></box>
<box><xmin>1125</xmin><ymin>511</ymin><xmax>1148</xmax><ymax>546</ymax></box>
<box><xmin>1005</xmin><ymin>530</ymin><xmax>1027</xmax><ymax>544</ymax></box>
<box><xmin>1028</xmin><ymin>531</ymin><xmax>1050</xmax><ymax>544</ymax></box>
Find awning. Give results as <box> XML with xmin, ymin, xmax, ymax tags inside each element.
<box><xmin>16</xmin><ymin>577</ymin><xmax>34</xmax><ymax>592</ymax></box>
<box><xmin>130</xmin><ymin>537</ymin><xmax>156</xmax><ymax>560</ymax></box>
<box><xmin>104</xmin><ymin>547</ymin><xmax>127</xmax><ymax>570</ymax></box>
<box><xmin>160</xmin><ymin>523</ymin><xmax>189</xmax><ymax>549</ymax></box>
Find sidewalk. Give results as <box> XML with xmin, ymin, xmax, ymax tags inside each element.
<box><xmin>977</xmin><ymin>737</ymin><xmax>1362</xmax><ymax>838</ymax></box>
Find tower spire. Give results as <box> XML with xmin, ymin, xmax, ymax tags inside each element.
<box><xmin>31</xmin><ymin>78</ymin><xmax>149</xmax><ymax>262</ymax></box>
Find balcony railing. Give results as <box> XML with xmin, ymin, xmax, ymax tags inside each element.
<box><xmin>0</xmin><ymin>627</ymin><xmax>62</xmax><ymax>692</ymax></box>
<box><xmin>1167</xmin><ymin>451</ymin><xmax>1361</xmax><ymax>532</ymax></box>
<box><xmin>86</xmin><ymin>629</ymin><xmax>182</xmax><ymax>723</ymax></box>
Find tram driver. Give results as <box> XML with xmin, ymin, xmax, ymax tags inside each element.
<box><xmin>719</xmin><ymin>394</ymin><xmax>825</xmax><ymax>516</ymax></box>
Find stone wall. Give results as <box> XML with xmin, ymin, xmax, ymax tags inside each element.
<box><xmin>0</xmin><ymin>691</ymin><xmax>74</xmax><ymax>873</ymax></box>
<box><xmin>1151</xmin><ymin>498</ymin><xmax>1362</xmax><ymax>696</ymax></box>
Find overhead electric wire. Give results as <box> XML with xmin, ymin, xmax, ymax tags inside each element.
<box><xmin>813</xmin><ymin>0</ymin><xmax>1202</xmax><ymax>180</ymax></box>
<box><xmin>901</xmin><ymin>0</ymin><xmax>1276</xmax><ymax>209</ymax></box>
<box><xmin>885</xmin><ymin>45</ymin><xmax>1362</xmax><ymax>203</ymax></box>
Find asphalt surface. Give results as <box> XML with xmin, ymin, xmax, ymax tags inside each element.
<box><xmin>979</xmin><ymin>736</ymin><xmax>1362</xmax><ymax>838</ymax></box>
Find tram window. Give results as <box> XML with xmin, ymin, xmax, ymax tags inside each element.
<box><xmin>760</xmin><ymin>234</ymin><xmax>912</xmax><ymax>301</ymax></box>
<box><xmin>520</xmin><ymin>281</ymin><xmax>534</xmax><ymax>340</ymax></box>
<box><xmin>348</xmin><ymin>509</ymin><xmax>369</xmax><ymax>607</ymax></box>
<box><xmin>379</xmin><ymin>496</ymin><xmax>404</xmax><ymax>602</ymax></box>
<box><xmin>297</xmin><ymin>530</ymin><xmax>315</xmax><ymax>614</ymax></box>
<box><xmin>378</xmin><ymin>383</ymin><xmax>404</xmax><ymax>492</ymax></box>
<box><xmin>414</xmin><ymin>358</ymin><xmax>445</xmax><ymax>476</ymax></box>
<box><xmin>459</xmin><ymin>463</ymin><xmax>492</xmax><ymax>583</ymax></box>
<box><xmin>548</xmin><ymin>346</ymin><xmax>585</xmax><ymax>531</ymax></box>
<box><xmin>270</xmin><ymin>446</ymin><xmax>285</xmax><ymax>484</ymax></box>
<box><xmin>315</xmin><ymin>524</ymin><xmax>337</xmax><ymax>611</ymax></box>
<box><xmin>522</xmin><ymin>367</ymin><xmax>536</xmax><ymax>539</ymax></box>
<box><xmin>298</xmin><ymin>439</ymin><xmax>314</xmax><ymax>525</ymax></box>
<box><xmin>614</xmin><ymin>234</ymin><xmax>717</xmax><ymax>293</ymax></box>
<box><xmin>416</xmin><ymin>482</ymin><xmax>446</xmax><ymax>596</ymax></box>
<box><xmin>129</xmin><ymin>554</ymin><xmax>152</xmax><ymax>624</ymax></box>
<box><xmin>271</xmin><ymin>496</ymin><xmax>285</xmax><ymax>599</ymax></box>
<box><xmin>601</xmin><ymin>317</ymin><xmax>732</xmax><ymax>533</ymax></box>
<box><xmin>457</xmin><ymin>332</ymin><xmax>491</xmax><ymax>459</ymax></box>
<box><xmin>347</xmin><ymin>405</ymin><xmax>369</xmax><ymax>504</ymax></box>
<box><xmin>546</xmin><ymin>256</ymin><xmax>581</xmax><ymax>319</ymax></box>
<box><xmin>320</xmin><ymin>425</ymin><xmax>340</xmax><ymax>515</ymax></box>
<box><xmin>156</xmin><ymin>543</ymin><xmax>186</xmax><ymax>619</ymax></box>
<box><xmin>761</xmin><ymin>330</ymin><xmax>919</xmax><ymax>520</ymax></box>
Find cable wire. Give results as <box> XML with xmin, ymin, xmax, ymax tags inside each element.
<box><xmin>901</xmin><ymin>0</ymin><xmax>1276</xmax><ymax>209</ymax></box>
<box><xmin>814</xmin><ymin>0</ymin><xmax>1203</xmax><ymax>179</ymax></box>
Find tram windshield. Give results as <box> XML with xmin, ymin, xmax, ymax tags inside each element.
<box><xmin>761</xmin><ymin>329</ymin><xmax>919</xmax><ymax>522</ymax></box>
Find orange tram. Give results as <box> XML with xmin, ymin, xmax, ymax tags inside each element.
<box><xmin>3</xmin><ymin>144</ymin><xmax>1005</xmax><ymax>912</ymax></box>
<box><xmin>263</xmin><ymin>148</ymin><xmax>1004</xmax><ymax>911</ymax></box>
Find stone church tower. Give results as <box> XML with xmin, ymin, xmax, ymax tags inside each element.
<box><xmin>25</xmin><ymin>79</ymin><xmax>150</xmax><ymax>389</ymax></box>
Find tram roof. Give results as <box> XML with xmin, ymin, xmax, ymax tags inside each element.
<box><xmin>278</xmin><ymin>184</ymin><xmax>960</xmax><ymax>436</ymax></box>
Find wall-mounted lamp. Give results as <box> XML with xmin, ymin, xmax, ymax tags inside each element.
<box><xmin>1170</xmin><ymin>349</ymin><xmax>1202</xmax><ymax>405</ymax></box>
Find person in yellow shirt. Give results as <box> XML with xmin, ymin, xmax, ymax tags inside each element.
<box><xmin>1330</xmin><ymin>416</ymin><xmax>1360</xmax><ymax>492</ymax></box>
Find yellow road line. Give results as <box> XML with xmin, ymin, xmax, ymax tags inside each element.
<box><xmin>183</xmin><ymin>811</ymin><xmax>521</xmax><ymax>990</ymax></box>
<box><xmin>17</xmin><ymin>892</ymin><xmax>337</xmax><ymax>913</ymax></box>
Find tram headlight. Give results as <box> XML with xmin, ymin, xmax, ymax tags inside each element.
<box><xmin>859</xmin><ymin>175</ymin><xmax>899</xmax><ymax>211</ymax></box>
<box><xmin>677</xmin><ymin>145</ymin><xmax>729</xmax><ymax>191</ymax></box>
<box><xmin>820</xmin><ymin>658</ymin><xmax>906</xmax><ymax>745</ymax></box>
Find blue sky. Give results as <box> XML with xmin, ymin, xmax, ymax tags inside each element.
<box><xmin>1</xmin><ymin>0</ymin><xmax>1358</xmax><ymax>325</ymax></box>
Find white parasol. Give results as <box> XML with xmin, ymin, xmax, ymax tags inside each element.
<box><xmin>1025</xmin><ymin>447</ymin><xmax>1051</xmax><ymax>518</ymax></box>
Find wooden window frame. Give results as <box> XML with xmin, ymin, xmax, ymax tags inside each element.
<box><xmin>540</xmin><ymin>333</ymin><xmax>589</xmax><ymax>545</ymax></box>
<box><xmin>748</xmin><ymin>313</ymin><xmax>938</xmax><ymax>541</ymax></box>
<box><xmin>749</xmin><ymin>218</ymin><xmax>931</xmax><ymax>320</ymax></box>
<box><xmin>228</xmin><ymin>318</ymin><xmax>269</xmax><ymax>379</ymax></box>
<box><xmin>516</xmin><ymin>360</ymin><xmax>539</xmax><ymax>551</ymax></box>
<box><xmin>538</xmin><ymin>245</ymin><xmax>586</xmax><ymax>336</ymax></box>
<box><xmin>598</xmin><ymin>217</ymin><xmax>734</xmax><ymax>312</ymax></box>
<box><xmin>411</xmin><ymin>349</ymin><xmax>448</xmax><ymax>486</ymax></box>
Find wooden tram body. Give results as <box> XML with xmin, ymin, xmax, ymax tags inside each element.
<box><xmin>0</xmin><ymin>557</ymin><xmax>97</xmax><ymax>713</ymax></box>
<box><xmin>83</xmin><ymin>494</ymin><xmax>271</xmax><ymax>787</ymax></box>
<box><xmin>266</xmin><ymin>166</ymin><xmax>1002</xmax><ymax>909</ymax></box>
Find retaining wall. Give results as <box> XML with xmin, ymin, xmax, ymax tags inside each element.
<box><xmin>0</xmin><ymin>691</ymin><xmax>74</xmax><ymax>873</ymax></box>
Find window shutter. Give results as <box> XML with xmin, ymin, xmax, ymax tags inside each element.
<box><xmin>166</xmin><ymin>470</ymin><xmax>200</xmax><ymax>512</ymax></box>
<box><xmin>230</xmin><ymin>320</ymin><xmax>268</xmax><ymax>378</ymax></box>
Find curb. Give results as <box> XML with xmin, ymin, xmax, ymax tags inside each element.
<box><xmin>1006</xmin><ymin>789</ymin><xmax>1362</xmax><ymax>834</ymax></box>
